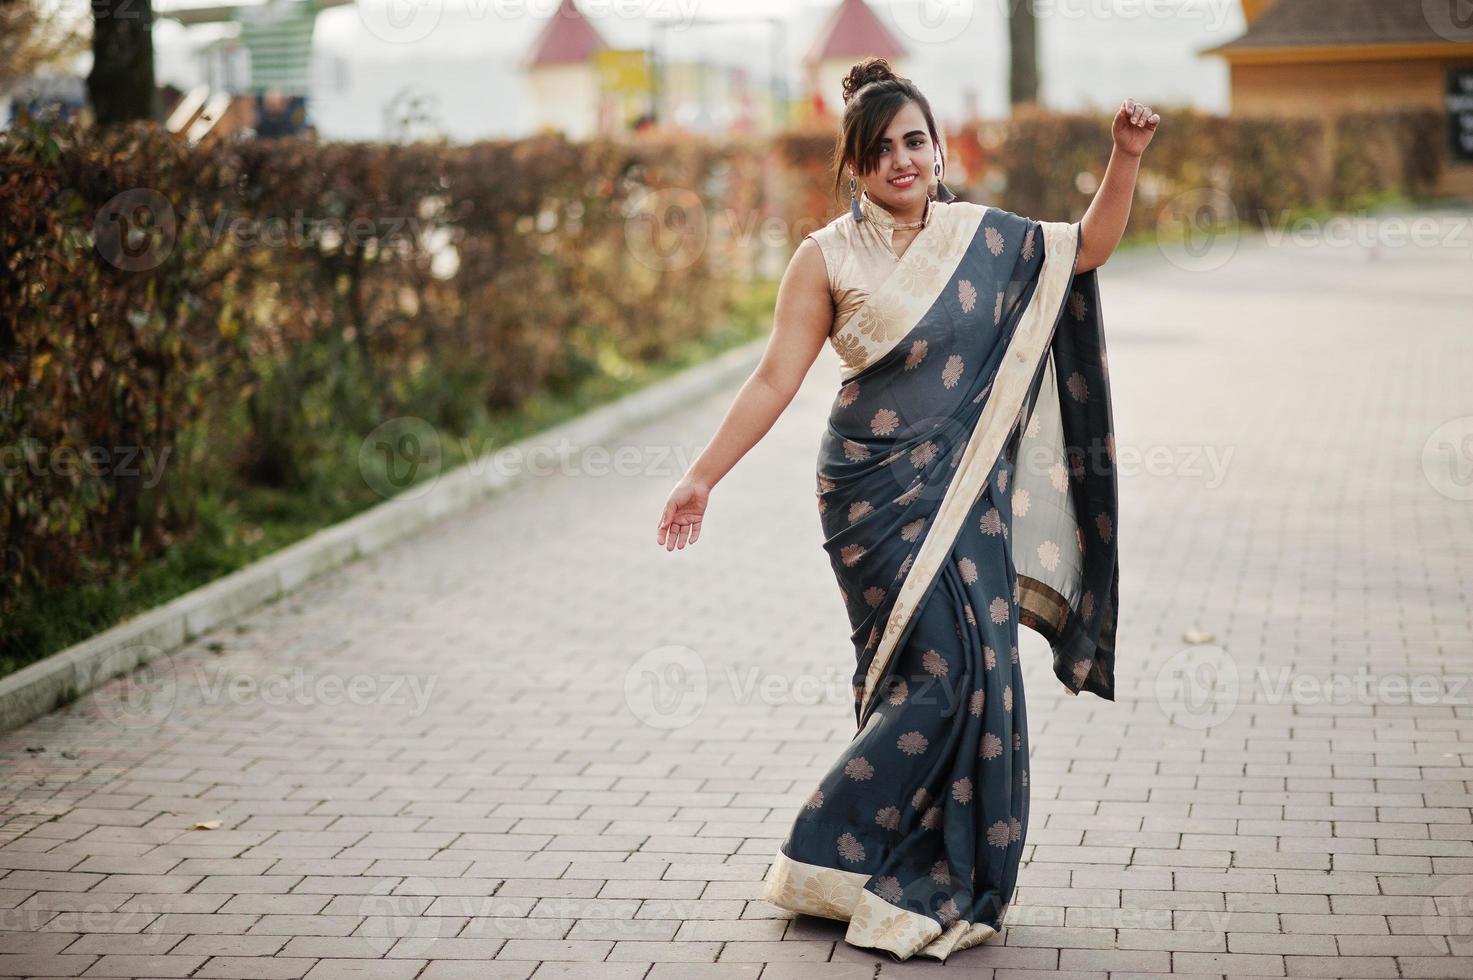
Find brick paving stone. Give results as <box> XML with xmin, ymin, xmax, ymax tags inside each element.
<box><xmin>418</xmin><ymin>965</ymin><xmax>532</xmax><ymax>980</ymax></box>
<box><xmin>1</xmin><ymin>212</ymin><xmax>1471</xmax><ymax>978</ymax></box>
<box><xmin>276</xmin><ymin>937</ymin><xmax>396</xmax><ymax>958</ymax></box>
<box><xmin>647</xmin><ymin>966</ymin><xmax>761</xmax><ymax>980</ymax></box>
<box><xmin>562</xmin><ymin>920</ymin><xmax>674</xmax><ymax>942</ymax></box>
<box><xmin>195</xmin><ymin>957</ymin><xmax>320</xmax><ymax>979</ymax></box>
<box><xmin>1284</xmin><ymin>954</ymin><xmax>1400</xmax><ymax>978</ymax></box>
<box><xmin>524</xmin><ymin>966</ymin><xmax>646</xmax><ymax>980</ymax></box>
<box><xmin>384</xmin><ymin>936</ymin><xmax>505</xmax><ymax>959</ymax></box>
<box><xmin>494</xmin><ymin>940</ymin><xmax>612</xmax><ymax>961</ymax></box>
<box><xmin>54</xmin><ymin>935</ymin><xmax>180</xmax><ymax>956</ymax></box>
<box><xmin>0</xmin><ymin>954</ymin><xmax>96</xmax><ymax>976</ymax></box>
<box><xmin>604</xmin><ymin>939</ymin><xmax>719</xmax><ymax>961</ymax></box>
<box><xmin>171</xmin><ymin>934</ymin><xmax>287</xmax><ymax>956</ymax></box>
<box><xmin>76</xmin><ymin>953</ymin><xmax>206</xmax><ymax>976</ymax></box>
<box><xmin>299</xmin><ymin>960</ymin><xmax>424</xmax><ymax>979</ymax></box>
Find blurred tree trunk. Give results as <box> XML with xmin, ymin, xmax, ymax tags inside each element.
<box><xmin>1008</xmin><ymin>0</ymin><xmax>1039</xmax><ymax>110</ymax></box>
<box><xmin>88</xmin><ymin>0</ymin><xmax>158</xmax><ymax>124</ymax></box>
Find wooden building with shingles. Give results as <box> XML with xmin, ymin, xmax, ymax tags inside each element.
<box><xmin>1202</xmin><ymin>0</ymin><xmax>1473</xmax><ymax>198</ymax></box>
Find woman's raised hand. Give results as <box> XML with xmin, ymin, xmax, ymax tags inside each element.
<box><xmin>1113</xmin><ymin>98</ymin><xmax>1160</xmax><ymax>158</ymax></box>
<box><xmin>656</xmin><ymin>478</ymin><xmax>710</xmax><ymax>551</ymax></box>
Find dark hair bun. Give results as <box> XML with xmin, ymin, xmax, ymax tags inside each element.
<box><xmin>841</xmin><ymin>57</ymin><xmax>899</xmax><ymax>106</ymax></box>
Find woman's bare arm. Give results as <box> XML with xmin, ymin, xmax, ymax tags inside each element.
<box><xmin>655</xmin><ymin>237</ymin><xmax>835</xmax><ymax>550</ymax></box>
<box><xmin>685</xmin><ymin>238</ymin><xmax>833</xmax><ymax>490</ymax></box>
<box><xmin>1077</xmin><ymin>98</ymin><xmax>1160</xmax><ymax>274</ymax></box>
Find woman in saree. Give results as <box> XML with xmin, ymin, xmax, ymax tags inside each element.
<box><xmin>656</xmin><ymin>58</ymin><xmax>1157</xmax><ymax>961</ymax></box>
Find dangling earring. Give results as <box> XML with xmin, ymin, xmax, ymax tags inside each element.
<box><xmin>929</xmin><ymin>159</ymin><xmax>941</xmax><ymax>201</ymax></box>
<box><xmin>849</xmin><ymin>172</ymin><xmax>864</xmax><ymax>222</ymax></box>
<box><xmin>930</xmin><ymin>158</ymin><xmax>957</xmax><ymax>203</ymax></box>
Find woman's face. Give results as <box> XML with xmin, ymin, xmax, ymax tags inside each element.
<box><xmin>855</xmin><ymin>100</ymin><xmax>937</xmax><ymax>212</ymax></box>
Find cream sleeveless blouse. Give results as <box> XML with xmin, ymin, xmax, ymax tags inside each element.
<box><xmin>804</xmin><ymin>190</ymin><xmax>939</xmax><ymax>338</ymax></box>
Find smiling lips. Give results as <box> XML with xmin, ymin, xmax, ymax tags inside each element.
<box><xmin>888</xmin><ymin>173</ymin><xmax>918</xmax><ymax>188</ymax></box>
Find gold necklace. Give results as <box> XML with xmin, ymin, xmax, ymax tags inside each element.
<box><xmin>859</xmin><ymin>190</ymin><xmax>932</xmax><ymax>230</ymax></box>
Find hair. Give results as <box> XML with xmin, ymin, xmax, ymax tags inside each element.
<box><xmin>830</xmin><ymin>57</ymin><xmax>946</xmax><ymax>203</ymax></box>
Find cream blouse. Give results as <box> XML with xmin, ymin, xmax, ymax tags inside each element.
<box><xmin>804</xmin><ymin>190</ymin><xmax>939</xmax><ymax>336</ymax></box>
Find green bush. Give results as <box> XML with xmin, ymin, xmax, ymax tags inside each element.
<box><xmin>0</xmin><ymin>121</ymin><xmax>764</xmax><ymax>663</ymax></box>
<box><xmin>1</xmin><ymin>105</ymin><xmax>1447</xmax><ymax>669</ymax></box>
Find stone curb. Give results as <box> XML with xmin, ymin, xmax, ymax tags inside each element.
<box><xmin>0</xmin><ymin>335</ymin><xmax>768</xmax><ymax>736</ymax></box>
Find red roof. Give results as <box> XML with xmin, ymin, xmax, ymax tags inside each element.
<box><xmin>804</xmin><ymin>0</ymin><xmax>907</xmax><ymax>65</ymax></box>
<box><xmin>525</xmin><ymin>0</ymin><xmax>607</xmax><ymax>68</ymax></box>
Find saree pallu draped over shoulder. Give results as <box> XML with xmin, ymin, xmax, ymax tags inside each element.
<box><xmin>763</xmin><ymin>200</ymin><xmax>1119</xmax><ymax>962</ymax></box>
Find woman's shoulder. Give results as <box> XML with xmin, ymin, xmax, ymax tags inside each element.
<box><xmin>944</xmin><ymin>199</ymin><xmax>989</xmax><ymax>220</ymax></box>
<box><xmin>802</xmin><ymin>211</ymin><xmax>857</xmax><ymax>272</ymax></box>
<box><xmin>806</xmin><ymin>209</ymin><xmax>856</xmax><ymax>242</ymax></box>
<box><xmin>954</xmin><ymin>200</ymin><xmax>1031</xmax><ymax>229</ymax></box>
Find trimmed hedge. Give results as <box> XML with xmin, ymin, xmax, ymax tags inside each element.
<box><xmin>1</xmin><ymin>122</ymin><xmax>769</xmax><ymax>662</ymax></box>
<box><xmin>0</xmin><ymin>105</ymin><xmax>1448</xmax><ymax>664</ymax></box>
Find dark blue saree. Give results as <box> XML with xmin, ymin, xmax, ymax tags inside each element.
<box><xmin>763</xmin><ymin>202</ymin><xmax>1119</xmax><ymax>961</ymax></box>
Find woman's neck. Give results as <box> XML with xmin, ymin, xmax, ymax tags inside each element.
<box><xmin>861</xmin><ymin>191</ymin><xmax>931</xmax><ymax>228</ymax></box>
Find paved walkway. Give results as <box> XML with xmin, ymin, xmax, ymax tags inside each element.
<box><xmin>2</xmin><ymin>207</ymin><xmax>1471</xmax><ymax>978</ymax></box>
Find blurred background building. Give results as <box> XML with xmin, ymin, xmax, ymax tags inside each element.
<box><xmin>801</xmin><ymin>0</ymin><xmax>908</xmax><ymax>119</ymax></box>
<box><xmin>1203</xmin><ymin>0</ymin><xmax>1473</xmax><ymax>197</ymax></box>
<box><xmin>2</xmin><ymin>0</ymin><xmax>1470</xmax><ymax>195</ymax></box>
<box><xmin>521</xmin><ymin>0</ymin><xmax>612</xmax><ymax>140</ymax></box>
<box><xmin>2</xmin><ymin>0</ymin><xmax>1243</xmax><ymax>140</ymax></box>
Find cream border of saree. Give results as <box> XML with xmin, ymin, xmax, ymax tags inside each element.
<box><xmin>763</xmin><ymin>848</ymin><xmax>998</xmax><ymax>961</ymax></box>
<box><xmin>859</xmin><ymin>219</ymin><xmax>1083</xmax><ymax>717</ymax></box>
<box><xmin>828</xmin><ymin>202</ymin><xmax>990</xmax><ymax>382</ymax></box>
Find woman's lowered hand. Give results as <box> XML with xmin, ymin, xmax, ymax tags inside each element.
<box><xmin>656</xmin><ymin>477</ymin><xmax>709</xmax><ymax>551</ymax></box>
